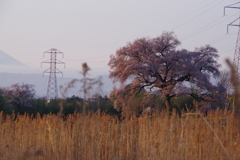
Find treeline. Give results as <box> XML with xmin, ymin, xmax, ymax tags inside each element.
<box><xmin>0</xmin><ymin>76</ymin><xmax>229</xmax><ymax>119</ymax></box>
<box><xmin>0</xmin><ymin>92</ymin><xmax>119</xmax><ymax>117</ymax></box>
<box><xmin>0</xmin><ymin>87</ymin><xmax>197</xmax><ymax>118</ymax></box>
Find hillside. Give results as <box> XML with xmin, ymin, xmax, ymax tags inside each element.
<box><xmin>0</xmin><ymin>73</ymin><xmax>114</xmax><ymax>98</ymax></box>
<box><xmin>0</xmin><ymin>50</ymin><xmax>27</xmax><ymax>67</ymax></box>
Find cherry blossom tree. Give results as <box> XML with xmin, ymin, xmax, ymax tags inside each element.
<box><xmin>108</xmin><ymin>31</ymin><xmax>225</xmax><ymax>112</ymax></box>
<box><xmin>4</xmin><ymin>83</ymin><xmax>35</xmax><ymax>112</ymax></box>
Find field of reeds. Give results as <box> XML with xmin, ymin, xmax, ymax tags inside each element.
<box><xmin>0</xmin><ymin>109</ymin><xmax>239</xmax><ymax>160</ymax></box>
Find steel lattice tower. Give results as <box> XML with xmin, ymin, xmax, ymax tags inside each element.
<box><xmin>41</xmin><ymin>48</ymin><xmax>65</xmax><ymax>100</ymax></box>
<box><xmin>224</xmin><ymin>2</ymin><xmax>240</xmax><ymax>107</ymax></box>
<box><xmin>233</xmin><ymin>26</ymin><xmax>240</xmax><ymax>80</ymax></box>
<box><xmin>225</xmin><ymin>2</ymin><xmax>240</xmax><ymax>79</ymax></box>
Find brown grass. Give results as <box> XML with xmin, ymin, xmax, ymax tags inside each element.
<box><xmin>0</xmin><ymin>110</ymin><xmax>239</xmax><ymax>160</ymax></box>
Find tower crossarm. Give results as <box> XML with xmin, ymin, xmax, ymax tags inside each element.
<box><xmin>224</xmin><ymin>2</ymin><xmax>240</xmax><ymax>15</ymax></box>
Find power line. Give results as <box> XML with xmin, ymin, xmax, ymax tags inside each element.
<box><xmin>180</xmin><ymin>14</ymin><xmax>237</xmax><ymax>41</ymax></box>
<box><xmin>63</xmin><ymin>55</ymin><xmax>110</xmax><ymax>61</ymax></box>
<box><xmin>219</xmin><ymin>47</ymin><xmax>235</xmax><ymax>55</ymax></box>
<box><xmin>66</xmin><ymin>1</ymin><xmax>226</xmax><ymax>52</ymax></box>
<box><xmin>173</xmin><ymin>0</ymin><xmax>225</xmax><ymax>31</ymax></box>
<box><xmin>209</xmin><ymin>33</ymin><xmax>237</xmax><ymax>45</ymax></box>
<box><xmin>1</xmin><ymin>1</ymin><xmax>234</xmax><ymax>84</ymax></box>
<box><xmin>123</xmin><ymin>0</ymin><xmax>225</xmax><ymax>37</ymax></box>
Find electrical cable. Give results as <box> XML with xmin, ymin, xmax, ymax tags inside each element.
<box><xmin>219</xmin><ymin>47</ymin><xmax>235</xmax><ymax>55</ymax></box>
<box><xmin>209</xmin><ymin>33</ymin><xmax>237</xmax><ymax>45</ymax></box>
<box><xmin>181</xmin><ymin>13</ymin><xmax>238</xmax><ymax>41</ymax></box>
<box><xmin>173</xmin><ymin>0</ymin><xmax>225</xmax><ymax>31</ymax></box>
<box><xmin>1</xmin><ymin>0</ymin><xmax>235</xmax><ymax>92</ymax></box>
<box><xmin>68</xmin><ymin>0</ymin><xmax>226</xmax><ymax>51</ymax></box>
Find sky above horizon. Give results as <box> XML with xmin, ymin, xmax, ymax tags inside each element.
<box><xmin>0</xmin><ymin>0</ymin><xmax>239</xmax><ymax>78</ymax></box>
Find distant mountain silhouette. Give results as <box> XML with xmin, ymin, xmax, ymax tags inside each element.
<box><xmin>0</xmin><ymin>50</ymin><xmax>27</xmax><ymax>67</ymax></box>
<box><xmin>0</xmin><ymin>73</ymin><xmax>115</xmax><ymax>97</ymax></box>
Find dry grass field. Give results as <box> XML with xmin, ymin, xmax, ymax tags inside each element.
<box><xmin>0</xmin><ymin>110</ymin><xmax>239</xmax><ymax>160</ymax></box>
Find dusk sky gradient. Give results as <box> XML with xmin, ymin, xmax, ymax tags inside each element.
<box><xmin>0</xmin><ymin>0</ymin><xmax>238</xmax><ymax>78</ymax></box>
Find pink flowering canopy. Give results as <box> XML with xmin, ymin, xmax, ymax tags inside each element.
<box><xmin>108</xmin><ymin>31</ymin><xmax>226</xmax><ymax>110</ymax></box>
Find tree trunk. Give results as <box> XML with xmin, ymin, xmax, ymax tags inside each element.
<box><xmin>165</xmin><ymin>100</ymin><xmax>170</xmax><ymax>113</ymax></box>
<box><xmin>165</xmin><ymin>96</ymin><xmax>171</xmax><ymax>113</ymax></box>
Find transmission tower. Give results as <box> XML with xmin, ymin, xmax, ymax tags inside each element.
<box><xmin>41</xmin><ymin>48</ymin><xmax>65</xmax><ymax>100</ymax></box>
<box><xmin>224</xmin><ymin>2</ymin><xmax>240</xmax><ymax>107</ymax></box>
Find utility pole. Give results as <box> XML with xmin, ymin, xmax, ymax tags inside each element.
<box><xmin>224</xmin><ymin>2</ymin><xmax>240</xmax><ymax>111</ymax></box>
<box><xmin>41</xmin><ymin>48</ymin><xmax>65</xmax><ymax>101</ymax></box>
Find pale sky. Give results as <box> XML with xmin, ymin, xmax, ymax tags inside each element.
<box><xmin>0</xmin><ymin>0</ymin><xmax>239</xmax><ymax>78</ymax></box>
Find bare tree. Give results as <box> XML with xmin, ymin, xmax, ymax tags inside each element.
<box><xmin>60</xmin><ymin>63</ymin><xmax>103</xmax><ymax>114</ymax></box>
<box><xmin>4</xmin><ymin>83</ymin><xmax>35</xmax><ymax>112</ymax></box>
<box><xmin>60</xmin><ymin>63</ymin><xmax>103</xmax><ymax>99</ymax></box>
<box><xmin>108</xmin><ymin>31</ymin><xmax>225</xmax><ymax>112</ymax></box>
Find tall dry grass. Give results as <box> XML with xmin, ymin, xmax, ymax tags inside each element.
<box><xmin>0</xmin><ymin>109</ymin><xmax>239</xmax><ymax>160</ymax></box>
